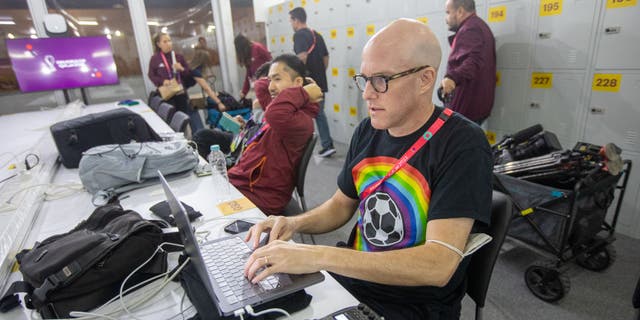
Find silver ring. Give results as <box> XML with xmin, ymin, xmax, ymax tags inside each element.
<box><xmin>264</xmin><ymin>256</ymin><xmax>269</xmax><ymax>265</ymax></box>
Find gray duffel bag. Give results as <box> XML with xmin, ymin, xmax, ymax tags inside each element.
<box><xmin>79</xmin><ymin>140</ymin><xmax>199</xmax><ymax>200</ymax></box>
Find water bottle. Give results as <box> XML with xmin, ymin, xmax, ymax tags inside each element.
<box><xmin>207</xmin><ymin>144</ymin><xmax>229</xmax><ymax>201</ymax></box>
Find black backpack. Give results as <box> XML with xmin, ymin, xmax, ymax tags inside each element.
<box><xmin>0</xmin><ymin>203</ymin><xmax>167</xmax><ymax>318</ymax></box>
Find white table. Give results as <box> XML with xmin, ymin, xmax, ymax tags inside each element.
<box><xmin>0</xmin><ymin>100</ymin><xmax>358</xmax><ymax>319</ymax></box>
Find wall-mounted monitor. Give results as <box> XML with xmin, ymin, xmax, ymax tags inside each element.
<box><xmin>5</xmin><ymin>36</ymin><xmax>119</xmax><ymax>93</ymax></box>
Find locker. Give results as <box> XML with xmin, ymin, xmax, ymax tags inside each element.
<box><xmin>385</xmin><ymin>0</ymin><xmax>417</xmax><ymax>19</ymax></box>
<box><xmin>486</xmin><ymin>69</ymin><xmax>528</xmax><ymax>134</ymax></box>
<box><xmin>414</xmin><ymin>0</ymin><xmax>447</xmax><ymax>14</ymax></box>
<box><xmin>324</xmin><ymin>27</ymin><xmax>346</xmax><ymax>67</ymax></box>
<box><xmin>594</xmin><ymin>1</ymin><xmax>640</xmax><ymax>69</ymax></box>
<box><xmin>583</xmin><ymin>72</ymin><xmax>640</xmax><ymax>153</ymax></box>
<box><xmin>533</xmin><ymin>0</ymin><xmax>597</xmax><ymax>69</ymax></box>
<box><xmin>345</xmin><ymin>0</ymin><xmax>387</xmax><ymax>25</ymax></box>
<box><xmin>307</xmin><ymin>0</ymin><xmax>332</xmax><ymax>29</ymax></box>
<box><xmin>526</xmin><ymin>71</ymin><xmax>585</xmax><ymax>148</ymax></box>
<box><xmin>343</xmin><ymin>25</ymin><xmax>362</xmax><ymax>68</ymax></box>
<box><xmin>487</xmin><ymin>0</ymin><xmax>535</xmax><ymax>69</ymax></box>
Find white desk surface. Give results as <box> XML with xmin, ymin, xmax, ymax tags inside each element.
<box><xmin>0</xmin><ymin>101</ymin><xmax>358</xmax><ymax>320</ymax></box>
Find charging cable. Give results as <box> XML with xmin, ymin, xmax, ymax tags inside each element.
<box><xmin>245</xmin><ymin>304</ymin><xmax>291</xmax><ymax>319</ymax></box>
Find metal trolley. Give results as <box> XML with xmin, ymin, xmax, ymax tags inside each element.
<box><xmin>493</xmin><ymin>157</ymin><xmax>632</xmax><ymax>302</ymax></box>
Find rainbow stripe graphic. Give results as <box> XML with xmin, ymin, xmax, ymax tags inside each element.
<box><xmin>352</xmin><ymin>156</ymin><xmax>432</xmax><ymax>251</ymax></box>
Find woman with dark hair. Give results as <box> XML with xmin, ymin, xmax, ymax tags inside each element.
<box><xmin>234</xmin><ymin>34</ymin><xmax>272</xmax><ymax>100</ymax></box>
<box><xmin>148</xmin><ymin>32</ymin><xmax>204</xmax><ymax>132</ymax></box>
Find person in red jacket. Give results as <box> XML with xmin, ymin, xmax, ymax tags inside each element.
<box><xmin>441</xmin><ymin>0</ymin><xmax>496</xmax><ymax>125</ymax></box>
<box><xmin>234</xmin><ymin>34</ymin><xmax>273</xmax><ymax>100</ymax></box>
<box><xmin>228</xmin><ymin>54</ymin><xmax>321</xmax><ymax>215</ymax></box>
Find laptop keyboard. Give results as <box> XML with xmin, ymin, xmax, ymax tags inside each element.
<box><xmin>202</xmin><ymin>236</ymin><xmax>281</xmax><ymax>305</ymax></box>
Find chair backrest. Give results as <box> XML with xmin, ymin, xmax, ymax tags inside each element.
<box><xmin>149</xmin><ymin>95</ymin><xmax>163</xmax><ymax>112</ymax></box>
<box><xmin>157</xmin><ymin>102</ymin><xmax>176</xmax><ymax>123</ymax></box>
<box><xmin>169</xmin><ymin>111</ymin><xmax>190</xmax><ymax>133</ymax></box>
<box><xmin>466</xmin><ymin>190</ymin><xmax>512</xmax><ymax>317</ymax></box>
<box><xmin>294</xmin><ymin>133</ymin><xmax>318</xmax><ymax>211</ymax></box>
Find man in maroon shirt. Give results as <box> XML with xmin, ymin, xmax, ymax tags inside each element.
<box><xmin>228</xmin><ymin>54</ymin><xmax>321</xmax><ymax>215</ymax></box>
<box><xmin>441</xmin><ymin>0</ymin><xmax>496</xmax><ymax>125</ymax></box>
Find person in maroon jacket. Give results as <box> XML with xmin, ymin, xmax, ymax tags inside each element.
<box><xmin>228</xmin><ymin>54</ymin><xmax>321</xmax><ymax>215</ymax></box>
<box><xmin>234</xmin><ymin>34</ymin><xmax>273</xmax><ymax>100</ymax></box>
<box><xmin>441</xmin><ymin>0</ymin><xmax>496</xmax><ymax>125</ymax></box>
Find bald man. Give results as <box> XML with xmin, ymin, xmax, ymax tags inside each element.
<box><xmin>244</xmin><ymin>19</ymin><xmax>492</xmax><ymax>319</ymax></box>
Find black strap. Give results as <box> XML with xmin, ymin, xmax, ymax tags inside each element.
<box><xmin>0</xmin><ymin>281</ymin><xmax>33</xmax><ymax>312</ymax></box>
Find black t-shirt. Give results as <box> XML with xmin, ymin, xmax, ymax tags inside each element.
<box><xmin>336</xmin><ymin>106</ymin><xmax>493</xmax><ymax>310</ymax></box>
<box><xmin>293</xmin><ymin>28</ymin><xmax>329</xmax><ymax>92</ymax></box>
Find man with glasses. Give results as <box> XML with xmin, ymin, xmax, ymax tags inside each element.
<box><xmin>244</xmin><ymin>19</ymin><xmax>492</xmax><ymax>319</ymax></box>
<box><xmin>441</xmin><ymin>0</ymin><xmax>496</xmax><ymax>125</ymax></box>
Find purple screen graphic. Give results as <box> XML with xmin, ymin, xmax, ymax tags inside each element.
<box><xmin>6</xmin><ymin>36</ymin><xmax>119</xmax><ymax>92</ymax></box>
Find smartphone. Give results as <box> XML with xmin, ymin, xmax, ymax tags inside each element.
<box><xmin>223</xmin><ymin>220</ymin><xmax>254</xmax><ymax>234</ymax></box>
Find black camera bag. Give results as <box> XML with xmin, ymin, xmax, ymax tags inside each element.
<box><xmin>50</xmin><ymin>108</ymin><xmax>161</xmax><ymax>168</ymax></box>
<box><xmin>0</xmin><ymin>203</ymin><xmax>167</xmax><ymax>318</ymax></box>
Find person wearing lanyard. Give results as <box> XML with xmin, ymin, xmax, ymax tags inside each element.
<box><xmin>147</xmin><ymin>33</ymin><xmax>204</xmax><ymax>132</ymax></box>
<box><xmin>244</xmin><ymin>19</ymin><xmax>492</xmax><ymax>319</ymax></box>
<box><xmin>227</xmin><ymin>54</ymin><xmax>322</xmax><ymax>216</ymax></box>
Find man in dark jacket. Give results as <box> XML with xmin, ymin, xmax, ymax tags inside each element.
<box><xmin>441</xmin><ymin>0</ymin><xmax>496</xmax><ymax>125</ymax></box>
<box><xmin>228</xmin><ymin>54</ymin><xmax>321</xmax><ymax>215</ymax></box>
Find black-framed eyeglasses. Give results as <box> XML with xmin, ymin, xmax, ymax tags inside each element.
<box><xmin>353</xmin><ymin>65</ymin><xmax>430</xmax><ymax>93</ymax></box>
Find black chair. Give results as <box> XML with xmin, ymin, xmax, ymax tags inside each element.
<box><xmin>169</xmin><ymin>111</ymin><xmax>191</xmax><ymax>137</ymax></box>
<box><xmin>466</xmin><ymin>190</ymin><xmax>513</xmax><ymax>320</ymax></box>
<box><xmin>283</xmin><ymin>133</ymin><xmax>318</xmax><ymax>242</ymax></box>
<box><xmin>157</xmin><ymin>102</ymin><xmax>176</xmax><ymax>123</ymax></box>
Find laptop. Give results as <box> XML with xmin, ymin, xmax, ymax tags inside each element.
<box><xmin>158</xmin><ymin>172</ymin><xmax>324</xmax><ymax>316</ymax></box>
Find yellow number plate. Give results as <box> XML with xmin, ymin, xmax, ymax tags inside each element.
<box><xmin>346</xmin><ymin>27</ymin><xmax>355</xmax><ymax>38</ymax></box>
<box><xmin>348</xmin><ymin>68</ymin><xmax>356</xmax><ymax>78</ymax></box>
<box><xmin>540</xmin><ymin>0</ymin><xmax>563</xmax><ymax>16</ymax></box>
<box><xmin>485</xmin><ymin>130</ymin><xmax>496</xmax><ymax>145</ymax></box>
<box><xmin>280</xmin><ymin>36</ymin><xmax>285</xmax><ymax>44</ymax></box>
<box><xmin>333</xmin><ymin>104</ymin><xmax>340</xmax><ymax>112</ymax></box>
<box><xmin>332</xmin><ymin>68</ymin><xmax>339</xmax><ymax>77</ymax></box>
<box><xmin>366</xmin><ymin>24</ymin><xmax>376</xmax><ymax>36</ymax></box>
<box><xmin>277</xmin><ymin>4</ymin><xmax>283</xmax><ymax>12</ymax></box>
<box><xmin>289</xmin><ymin>1</ymin><xmax>294</xmax><ymax>9</ymax></box>
<box><xmin>271</xmin><ymin>37</ymin><xmax>276</xmax><ymax>45</ymax></box>
<box><xmin>531</xmin><ymin>72</ymin><xmax>553</xmax><ymax>89</ymax></box>
<box><xmin>496</xmin><ymin>71</ymin><xmax>501</xmax><ymax>87</ymax></box>
<box><xmin>489</xmin><ymin>6</ymin><xmax>507</xmax><ymax>22</ymax></box>
<box><xmin>417</xmin><ymin>17</ymin><xmax>428</xmax><ymax>25</ymax></box>
<box><xmin>349</xmin><ymin>106</ymin><xmax>357</xmax><ymax>117</ymax></box>
<box><xmin>301</xmin><ymin>0</ymin><xmax>306</xmax><ymax>7</ymax></box>
<box><xmin>330</xmin><ymin>29</ymin><xmax>337</xmax><ymax>39</ymax></box>
<box><xmin>592</xmin><ymin>74</ymin><xmax>622</xmax><ymax>92</ymax></box>
<box><xmin>607</xmin><ymin>0</ymin><xmax>637</xmax><ymax>9</ymax></box>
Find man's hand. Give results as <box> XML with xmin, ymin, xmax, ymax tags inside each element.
<box><xmin>173</xmin><ymin>62</ymin><xmax>184</xmax><ymax>72</ymax></box>
<box><xmin>218</xmin><ymin>102</ymin><xmax>227</xmax><ymax>112</ymax></box>
<box><xmin>244</xmin><ymin>215</ymin><xmax>298</xmax><ymax>249</ymax></box>
<box><xmin>234</xmin><ymin>115</ymin><xmax>246</xmax><ymax>128</ymax></box>
<box><xmin>244</xmin><ymin>240</ymin><xmax>320</xmax><ymax>283</ymax></box>
<box><xmin>303</xmin><ymin>83</ymin><xmax>323</xmax><ymax>103</ymax></box>
<box><xmin>162</xmin><ymin>79</ymin><xmax>172</xmax><ymax>86</ymax></box>
<box><xmin>441</xmin><ymin>77</ymin><xmax>456</xmax><ymax>95</ymax></box>
<box><xmin>239</xmin><ymin>92</ymin><xmax>246</xmax><ymax>100</ymax></box>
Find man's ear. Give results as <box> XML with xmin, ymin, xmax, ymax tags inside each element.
<box><xmin>419</xmin><ymin>67</ymin><xmax>436</xmax><ymax>94</ymax></box>
<box><xmin>294</xmin><ymin>76</ymin><xmax>305</xmax><ymax>86</ymax></box>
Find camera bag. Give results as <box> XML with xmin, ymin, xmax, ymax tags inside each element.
<box><xmin>0</xmin><ymin>203</ymin><xmax>167</xmax><ymax>318</ymax></box>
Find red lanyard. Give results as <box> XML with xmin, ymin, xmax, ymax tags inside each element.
<box><xmin>306</xmin><ymin>28</ymin><xmax>317</xmax><ymax>54</ymax></box>
<box><xmin>245</xmin><ymin>123</ymin><xmax>271</xmax><ymax>146</ymax></box>
<box><xmin>360</xmin><ymin>108</ymin><xmax>453</xmax><ymax>200</ymax></box>
<box><xmin>159</xmin><ymin>52</ymin><xmax>179</xmax><ymax>81</ymax></box>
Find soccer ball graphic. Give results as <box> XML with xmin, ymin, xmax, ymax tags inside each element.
<box><xmin>362</xmin><ymin>192</ymin><xmax>404</xmax><ymax>247</ymax></box>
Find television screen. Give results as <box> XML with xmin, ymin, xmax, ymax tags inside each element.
<box><xmin>5</xmin><ymin>36</ymin><xmax>119</xmax><ymax>93</ymax></box>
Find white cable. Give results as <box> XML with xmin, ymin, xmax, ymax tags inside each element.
<box><xmin>245</xmin><ymin>304</ymin><xmax>291</xmax><ymax>318</ymax></box>
<box><xmin>63</xmin><ymin>243</ymin><xmax>187</xmax><ymax>320</ymax></box>
<box><xmin>119</xmin><ymin>243</ymin><xmax>186</xmax><ymax>319</ymax></box>
<box><xmin>67</xmin><ymin>311</ymin><xmax>118</xmax><ymax>320</ymax></box>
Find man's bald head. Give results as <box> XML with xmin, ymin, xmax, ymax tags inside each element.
<box><xmin>363</xmin><ymin>19</ymin><xmax>442</xmax><ymax>72</ymax></box>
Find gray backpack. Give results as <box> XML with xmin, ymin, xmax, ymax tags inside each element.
<box><xmin>79</xmin><ymin>140</ymin><xmax>199</xmax><ymax>202</ymax></box>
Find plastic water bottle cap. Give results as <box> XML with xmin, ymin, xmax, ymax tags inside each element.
<box><xmin>210</xmin><ymin>145</ymin><xmax>220</xmax><ymax>152</ymax></box>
